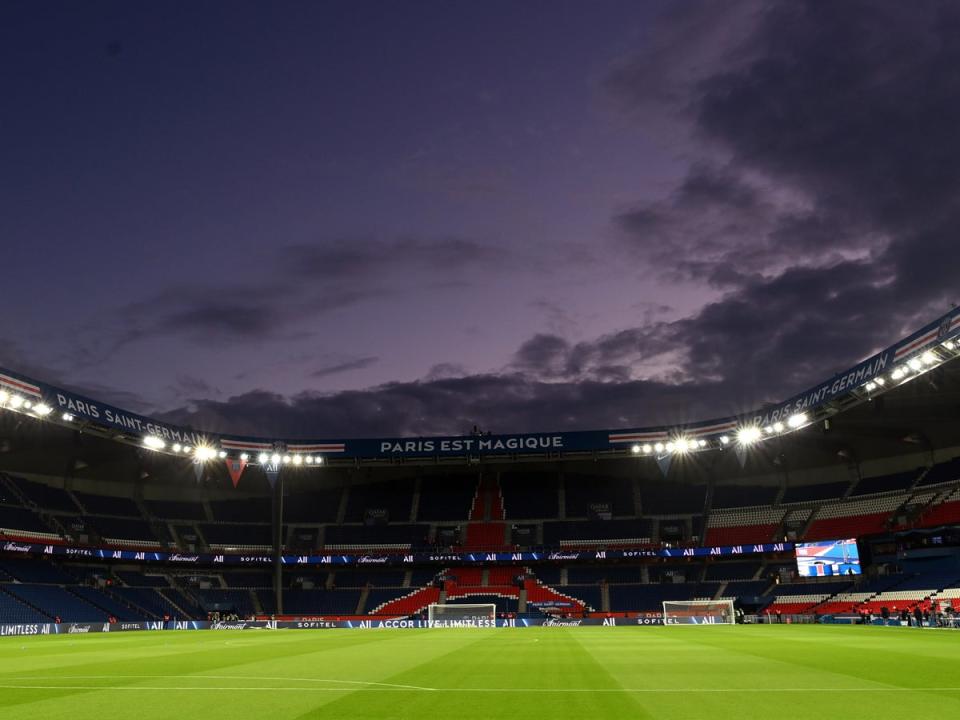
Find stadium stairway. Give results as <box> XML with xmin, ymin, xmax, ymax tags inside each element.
<box><xmin>463</xmin><ymin>475</ymin><xmax>511</xmax><ymax>550</ymax></box>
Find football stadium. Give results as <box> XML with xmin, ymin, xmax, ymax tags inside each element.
<box><xmin>0</xmin><ymin>309</ymin><xmax>959</xmax><ymax>719</ymax></box>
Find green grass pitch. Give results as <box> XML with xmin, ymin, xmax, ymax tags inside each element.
<box><xmin>1</xmin><ymin>625</ymin><xmax>958</xmax><ymax>719</ymax></box>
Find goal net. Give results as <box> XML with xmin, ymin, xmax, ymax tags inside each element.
<box><xmin>427</xmin><ymin>603</ymin><xmax>497</xmax><ymax>627</ymax></box>
<box><xmin>662</xmin><ymin>599</ymin><xmax>735</xmax><ymax>625</ymax></box>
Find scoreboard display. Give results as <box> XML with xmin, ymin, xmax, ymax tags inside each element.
<box><xmin>795</xmin><ymin>538</ymin><xmax>861</xmax><ymax>577</ymax></box>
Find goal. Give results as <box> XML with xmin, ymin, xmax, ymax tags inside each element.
<box><xmin>427</xmin><ymin>603</ymin><xmax>497</xmax><ymax>627</ymax></box>
<box><xmin>662</xmin><ymin>599</ymin><xmax>735</xmax><ymax>625</ymax></box>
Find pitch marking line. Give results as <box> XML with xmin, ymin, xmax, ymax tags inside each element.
<box><xmin>4</xmin><ymin>679</ymin><xmax>960</xmax><ymax>693</ymax></box>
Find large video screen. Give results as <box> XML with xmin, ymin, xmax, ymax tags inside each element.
<box><xmin>795</xmin><ymin>538</ymin><xmax>861</xmax><ymax>577</ymax></box>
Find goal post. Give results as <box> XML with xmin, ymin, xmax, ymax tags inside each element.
<box><xmin>427</xmin><ymin>603</ymin><xmax>497</xmax><ymax>627</ymax></box>
<box><xmin>662</xmin><ymin>599</ymin><xmax>735</xmax><ymax>625</ymax></box>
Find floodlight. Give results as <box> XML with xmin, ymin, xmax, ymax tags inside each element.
<box><xmin>787</xmin><ymin>412</ymin><xmax>808</xmax><ymax>428</ymax></box>
<box><xmin>641</xmin><ymin>444</ymin><xmax>652</xmax><ymax>454</ymax></box>
<box><xmin>631</xmin><ymin>444</ymin><xmax>641</xmax><ymax>455</ymax></box>
<box><xmin>258</xmin><ymin>453</ymin><xmax>269</xmax><ymax>463</ymax></box>
<box><xmin>143</xmin><ymin>436</ymin><xmax>166</xmax><ymax>450</ymax></box>
<box><xmin>738</xmin><ymin>427</ymin><xmax>762</xmax><ymax>445</ymax></box>
<box><xmin>240</xmin><ymin>453</ymin><xmax>249</xmax><ymax>461</ymax></box>
<box><xmin>32</xmin><ymin>404</ymin><xmax>52</xmax><ymax>416</ymax></box>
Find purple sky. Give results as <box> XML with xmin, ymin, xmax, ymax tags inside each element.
<box><xmin>2</xmin><ymin>1</ymin><xmax>960</xmax><ymax>438</ymax></box>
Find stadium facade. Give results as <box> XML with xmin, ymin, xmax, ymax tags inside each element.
<box><xmin>0</xmin><ymin>308</ymin><xmax>959</xmax><ymax>629</ymax></box>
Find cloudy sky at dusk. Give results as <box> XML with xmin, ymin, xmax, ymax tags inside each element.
<box><xmin>2</xmin><ymin>1</ymin><xmax>959</xmax><ymax>438</ymax></box>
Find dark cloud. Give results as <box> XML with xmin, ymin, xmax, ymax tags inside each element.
<box><xmin>159</xmin><ymin>372</ymin><xmax>744</xmax><ymax>439</ymax></box>
<box><xmin>68</xmin><ymin>235</ymin><xmax>497</xmax><ymax>367</ymax></box>
<box><xmin>311</xmin><ymin>356</ymin><xmax>379</xmax><ymax>379</ymax></box>
<box><xmin>611</xmin><ymin>0</ymin><xmax>960</xmax><ymax>392</ymax></box>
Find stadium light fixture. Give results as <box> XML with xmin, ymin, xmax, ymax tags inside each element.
<box><xmin>874</xmin><ymin>377</ymin><xmax>885</xmax><ymax>386</ymax></box>
<box><xmin>270</xmin><ymin>453</ymin><xmax>281</xmax><ymax>464</ymax></box>
<box><xmin>194</xmin><ymin>446</ymin><xmax>217</xmax><ymax>461</ymax></box>
<box><xmin>865</xmin><ymin>381</ymin><xmax>876</xmax><ymax>391</ymax></box>
<box><xmin>22</xmin><ymin>400</ymin><xmax>32</xmax><ymax>409</ymax></box>
<box><xmin>665</xmin><ymin>441</ymin><xmax>675</xmax><ymax>452</ymax></box>
<box><xmin>32</xmin><ymin>404</ymin><xmax>52</xmax><ymax>417</ymax></box>
<box><xmin>921</xmin><ymin>350</ymin><xmax>936</xmax><ymax>365</ymax></box>
<box><xmin>182</xmin><ymin>446</ymin><xmax>192</xmax><ymax>454</ymax></box>
<box><xmin>314</xmin><ymin>456</ymin><xmax>324</xmax><ymax>465</ymax></box>
<box><xmin>292</xmin><ymin>455</ymin><xmax>303</xmax><ymax>465</ymax></box>
<box><xmin>943</xmin><ymin>340</ymin><xmax>956</xmax><ymax>350</ymax></box>
<box><xmin>719</xmin><ymin>435</ymin><xmax>730</xmax><ymax>445</ymax></box>
<box><xmin>258</xmin><ymin>453</ymin><xmax>268</xmax><ymax>464</ymax></box>
<box><xmin>772</xmin><ymin>421</ymin><xmax>784</xmax><ymax>433</ymax></box>
<box><xmin>142</xmin><ymin>435</ymin><xmax>166</xmax><ymax>451</ymax></box>
<box><xmin>62</xmin><ymin>412</ymin><xmax>74</xmax><ymax>422</ymax></box>
<box><xmin>891</xmin><ymin>367</ymin><xmax>906</xmax><ymax>380</ymax></box>
<box><xmin>217</xmin><ymin>450</ymin><xmax>227</xmax><ymax>459</ymax></box>
<box><xmin>697</xmin><ymin>439</ymin><xmax>707</xmax><ymax>448</ymax></box>
<box><xmin>654</xmin><ymin>442</ymin><xmax>664</xmax><ymax>453</ymax></box>
<box><xmin>281</xmin><ymin>455</ymin><xmax>291</xmax><ymax>464</ymax></box>
<box><xmin>641</xmin><ymin>444</ymin><xmax>652</xmax><ymax>454</ymax></box>
<box><xmin>673</xmin><ymin>438</ymin><xmax>691</xmax><ymax>453</ymax></box>
<box><xmin>305</xmin><ymin>455</ymin><xmax>314</xmax><ymax>464</ymax></box>
<box><xmin>0</xmin><ymin>390</ymin><xmax>8</xmax><ymax>404</ymax></box>
<box><xmin>240</xmin><ymin>453</ymin><xmax>249</xmax><ymax>462</ymax></box>
<box><xmin>787</xmin><ymin>412</ymin><xmax>808</xmax><ymax>429</ymax></box>
<box><xmin>907</xmin><ymin>357</ymin><xmax>923</xmax><ymax>371</ymax></box>
<box><xmin>737</xmin><ymin>426</ymin><xmax>762</xmax><ymax>445</ymax></box>
<box><xmin>8</xmin><ymin>395</ymin><xmax>24</xmax><ymax>409</ymax></box>
<box><xmin>630</xmin><ymin>444</ymin><xmax>641</xmax><ymax>455</ymax></box>
<box><xmin>172</xmin><ymin>443</ymin><xmax>182</xmax><ymax>453</ymax></box>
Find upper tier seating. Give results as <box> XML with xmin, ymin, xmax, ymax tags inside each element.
<box><xmin>210</xmin><ymin>498</ymin><xmax>271</xmax><ymax>523</ymax></box>
<box><xmin>639</xmin><ymin>481</ymin><xmax>706</xmax><ymax>515</ymax></box>
<box><xmin>200</xmin><ymin>523</ymin><xmax>271</xmax><ymax>547</ymax></box>
<box><xmin>0</xmin><ymin>505</ymin><xmax>53</xmax><ymax>535</ymax></box>
<box><xmin>804</xmin><ymin>495</ymin><xmax>905</xmax><ymax>540</ymax></box>
<box><xmin>344</xmin><ymin>479</ymin><xmax>416</xmax><ymax>523</ymax></box>
<box><xmin>542</xmin><ymin>519</ymin><xmax>653</xmax><ymax>545</ymax></box>
<box><xmin>850</xmin><ymin>470</ymin><xmax>921</xmax><ymax>496</ymax></box>
<box><xmin>500</xmin><ymin>473</ymin><xmax>559</xmax><ymax>519</ymax></box>
<box><xmin>782</xmin><ymin>481</ymin><xmax>849</xmax><ymax>504</ymax></box>
<box><xmin>324</xmin><ymin>524</ymin><xmax>428</xmax><ymax>547</ymax></box>
<box><xmin>564</xmin><ymin>474</ymin><xmax>634</xmax><ymax>518</ymax></box>
<box><xmin>8</xmin><ymin>477</ymin><xmax>78</xmax><ymax>513</ymax></box>
<box><xmin>143</xmin><ymin>499</ymin><xmax>206</xmax><ymax>521</ymax></box>
<box><xmin>86</xmin><ymin>516</ymin><xmax>157</xmax><ymax>543</ymax></box>
<box><xmin>416</xmin><ymin>475</ymin><xmax>476</xmax><ymax>522</ymax></box>
<box><xmin>73</xmin><ymin>492</ymin><xmax>140</xmax><ymax>517</ymax></box>
<box><xmin>283</xmin><ymin>488</ymin><xmax>342</xmax><ymax>524</ymax></box>
<box><xmin>917</xmin><ymin>457</ymin><xmax>960</xmax><ymax>486</ymax></box>
<box><xmin>711</xmin><ymin>484</ymin><xmax>779</xmax><ymax>509</ymax></box>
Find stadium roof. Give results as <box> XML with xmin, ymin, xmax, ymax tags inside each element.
<box><xmin>1</xmin><ymin>308</ymin><xmax>959</xmax><ymax>477</ymax></box>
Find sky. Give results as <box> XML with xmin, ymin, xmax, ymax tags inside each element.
<box><xmin>2</xmin><ymin>0</ymin><xmax>959</xmax><ymax>439</ymax></box>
